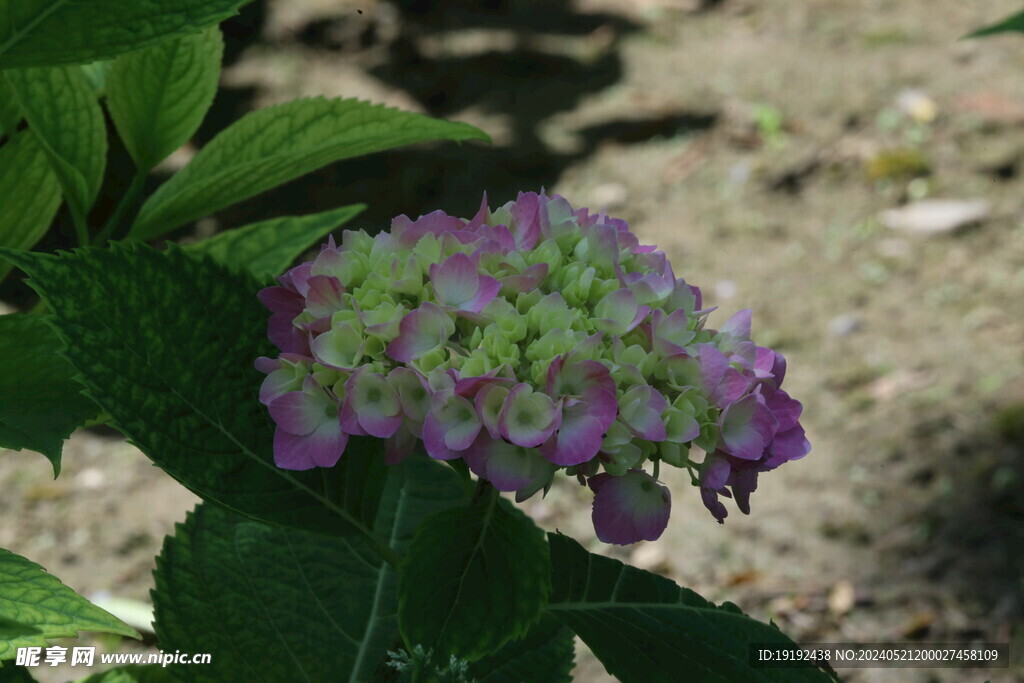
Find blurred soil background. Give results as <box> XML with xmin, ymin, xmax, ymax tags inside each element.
<box><xmin>2</xmin><ymin>0</ymin><xmax>1023</xmax><ymax>681</ymax></box>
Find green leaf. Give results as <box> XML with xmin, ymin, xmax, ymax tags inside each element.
<box><xmin>398</xmin><ymin>490</ymin><xmax>552</xmax><ymax>663</ymax></box>
<box><xmin>968</xmin><ymin>10</ymin><xmax>1024</xmax><ymax>38</ymax></box>
<box><xmin>4</xmin><ymin>66</ymin><xmax>106</xmax><ymax>224</ymax></box>
<box><xmin>0</xmin><ymin>313</ymin><xmax>97</xmax><ymax>476</ymax></box>
<box><xmin>154</xmin><ymin>456</ymin><xmax>467</xmax><ymax>683</ymax></box>
<box><xmin>130</xmin><ymin>97</ymin><xmax>490</xmax><ymax>240</ymax></box>
<box><xmin>0</xmin><ymin>244</ymin><xmax>389</xmax><ymax>548</ymax></box>
<box><xmin>0</xmin><ymin>664</ymin><xmax>37</xmax><ymax>682</ymax></box>
<box><xmin>0</xmin><ymin>130</ymin><xmax>62</xmax><ymax>282</ymax></box>
<box><xmin>0</xmin><ymin>0</ymin><xmax>247</xmax><ymax>68</ymax></box>
<box><xmin>185</xmin><ymin>204</ymin><xmax>364</xmax><ymax>281</ymax></box>
<box><xmin>0</xmin><ymin>78</ymin><xmax>20</xmax><ymax>134</ymax></box>
<box><xmin>107</xmin><ymin>28</ymin><xmax>223</xmax><ymax>171</ymax></box>
<box><xmin>469</xmin><ymin>615</ymin><xmax>574</xmax><ymax>683</ymax></box>
<box><xmin>0</xmin><ymin>547</ymin><xmax>139</xmax><ymax>661</ymax></box>
<box><xmin>73</xmin><ymin>665</ymin><xmax>173</xmax><ymax>683</ymax></box>
<box><xmin>546</xmin><ymin>534</ymin><xmax>838</xmax><ymax>683</ymax></box>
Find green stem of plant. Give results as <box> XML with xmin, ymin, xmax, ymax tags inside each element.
<box><xmin>93</xmin><ymin>170</ymin><xmax>146</xmax><ymax>245</ymax></box>
<box><xmin>71</xmin><ymin>208</ymin><xmax>89</xmax><ymax>248</ymax></box>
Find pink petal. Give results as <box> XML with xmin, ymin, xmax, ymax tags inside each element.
<box><xmin>273</xmin><ymin>421</ymin><xmax>347</xmax><ymax>470</ymax></box>
<box><xmin>589</xmin><ymin>470</ymin><xmax>671</xmax><ymax>545</ymax></box>
<box><xmin>430</xmin><ymin>252</ymin><xmax>480</xmax><ymax>307</ymax></box>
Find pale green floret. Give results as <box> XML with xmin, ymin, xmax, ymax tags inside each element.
<box><xmin>342</xmin><ymin>229</ymin><xmax>375</xmax><ymax>256</ymax></box>
<box><xmin>659</xmin><ymin>441</ymin><xmax>690</xmax><ymax>468</ymax></box>
<box><xmin>413</xmin><ymin>345</ymin><xmax>449</xmax><ymax>373</ymax></box>
<box><xmin>315</xmin><ymin>323</ymin><xmax>364</xmax><ymax>368</ymax></box>
<box><xmin>515</xmin><ymin>289</ymin><xmax>543</xmax><ymax>316</ymax></box>
<box><xmin>527</xmin><ymin>293</ymin><xmax>572</xmax><ymax>336</ymax></box>
<box><xmin>330</xmin><ymin>307</ymin><xmax>364</xmax><ymax>332</ymax></box>
<box><xmin>525</xmin><ymin>239</ymin><xmax>563</xmax><ymax>275</ymax></box>
<box><xmin>480</xmin><ymin>326</ymin><xmax>521</xmax><ymax>366</ymax></box>
<box><xmin>481</xmin><ymin>298</ymin><xmax>528</xmax><ymax>343</ymax></box>
<box><xmin>458</xmin><ymin>348</ymin><xmax>497</xmax><ymax>377</ymax></box>
<box><xmin>525</xmin><ymin>328</ymin><xmax>580</xmax><ymax>363</ymax></box>
<box><xmin>311</xmin><ymin>365</ymin><xmax>341</xmax><ymax>391</ymax></box>
<box><xmin>602</xmin><ymin>442</ymin><xmax>644</xmax><ymax>477</ymax></box>
<box><xmin>412</xmin><ymin>234</ymin><xmax>442</xmax><ymax>273</ymax></box>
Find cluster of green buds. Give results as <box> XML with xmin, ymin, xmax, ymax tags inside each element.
<box><xmin>257</xmin><ymin>192</ymin><xmax>809</xmax><ymax>544</ymax></box>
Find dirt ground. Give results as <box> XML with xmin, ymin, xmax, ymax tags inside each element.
<box><xmin>2</xmin><ymin>1</ymin><xmax>1023</xmax><ymax>681</ymax></box>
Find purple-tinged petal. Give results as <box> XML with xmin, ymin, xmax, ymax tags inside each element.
<box><xmin>311</xmin><ymin>324</ymin><xmax>363</xmax><ymax>370</ymax></box>
<box><xmin>498</xmin><ymin>383</ymin><xmax>559</xmax><ymax>447</ymax></box>
<box><xmin>618</xmin><ymin>385</ymin><xmax>668</xmax><ymax>441</ymax></box>
<box><xmin>763</xmin><ymin>388</ymin><xmax>802</xmax><ymax>432</ymax></box>
<box><xmin>589</xmin><ymin>470</ymin><xmax>671</xmax><ymax>545</ymax></box>
<box><xmin>539</xmin><ymin>402</ymin><xmax>605</xmax><ymax>466</ymax></box>
<box><xmin>700</xmin><ymin>453</ymin><xmax>732</xmax><ymax>490</ymax></box>
<box><xmin>765</xmin><ymin>424</ymin><xmax>811</xmax><ymax>466</ymax></box>
<box><xmin>509</xmin><ymin>191</ymin><xmax>542</xmax><ymax>250</ymax></box>
<box><xmin>499</xmin><ymin>263</ymin><xmax>548</xmax><ymax>294</ymax></box>
<box><xmin>461</xmin><ymin>275</ymin><xmax>501</xmax><ymax>313</ymax></box>
<box><xmin>304</xmin><ymin>275</ymin><xmax>347</xmax><ymax>319</ymax></box>
<box><xmin>700</xmin><ymin>487</ymin><xmax>728</xmax><ymax>524</ymax></box>
<box><xmin>388</xmin><ymin>367</ymin><xmax>431</xmax><ymax>422</ymax></box>
<box><xmin>651</xmin><ymin>309</ymin><xmax>695</xmax><ymax>356</ymax></box>
<box><xmin>431</xmin><ymin>391</ymin><xmax>482</xmax><ymax>451</ymax></box>
<box><xmin>345</xmin><ymin>369</ymin><xmax>403</xmax><ymax>438</ymax></box>
<box><xmin>268</xmin><ymin>376</ymin><xmax>335</xmax><ymax>436</ymax></box>
<box><xmin>385</xmin><ymin>427</ymin><xmax>417</xmax><ymax>466</ymax></box>
<box><xmin>592</xmin><ymin>288</ymin><xmax>647</xmax><ymax>336</ymax></box>
<box><xmin>720</xmin><ymin>309</ymin><xmax>752</xmax><ymax>342</ymax></box>
<box><xmin>386</xmin><ymin>302</ymin><xmax>455</xmax><ymax>362</ymax></box>
<box><xmin>719</xmin><ymin>394</ymin><xmax>779</xmax><ymax>460</ymax></box>
<box><xmin>273</xmin><ymin>419</ymin><xmax>347</xmax><ymax>470</ymax></box>
<box><xmin>729</xmin><ymin>468</ymin><xmax>758</xmax><ymax>515</ymax></box>
<box><xmin>258</xmin><ymin>286</ymin><xmax>304</xmax><ymax>317</ymax></box>
<box><xmin>430</xmin><ymin>252</ymin><xmax>481</xmax><ymax>308</ymax></box>
<box><xmin>475</xmin><ymin>383</ymin><xmax>510</xmax><ymax>438</ymax></box>
<box><xmin>421</xmin><ymin>409</ymin><xmax>466</xmax><ymax>461</ymax></box>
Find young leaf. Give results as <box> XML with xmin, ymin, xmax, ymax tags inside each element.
<box><xmin>0</xmin><ymin>0</ymin><xmax>247</xmax><ymax>68</ymax></box>
<box><xmin>0</xmin><ymin>130</ymin><xmax>62</xmax><ymax>282</ymax></box>
<box><xmin>185</xmin><ymin>204</ymin><xmax>365</xmax><ymax>281</ymax></box>
<box><xmin>468</xmin><ymin>615</ymin><xmax>575</xmax><ymax>683</ymax></box>
<box><xmin>0</xmin><ymin>244</ymin><xmax>387</xmax><ymax>545</ymax></box>
<box><xmin>546</xmin><ymin>534</ymin><xmax>838</xmax><ymax>682</ymax></box>
<box><xmin>0</xmin><ymin>313</ymin><xmax>97</xmax><ymax>476</ymax></box>
<box><xmin>154</xmin><ymin>457</ymin><xmax>466</xmax><ymax>682</ymax></box>
<box><xmin>107</xmin><ymin>28</ymin><xmax>223</xmax><ymax>171</ymax></box>
<box><xmin>4</xmin><ymin>66</ymin><xmax>106</xmax><ymax>225</ymax></box>
<box><xmin>129</xmin><ymin>97</ymin><xmax>490</xmax><ymax>240</ymax></box>
<box><xmin>0</xmin><ymin>547</ymin><xmax>140</xmax><ymax>661</ymax></box>
<box><xmin>398</xmin><ymin>491</ymin><xmax>552</xmax><ymax>663</ymax></box>
<box><xmin>968</xmin><ymin>10</ymin><xmax>1024</xmax><ymax>38</ymax></box>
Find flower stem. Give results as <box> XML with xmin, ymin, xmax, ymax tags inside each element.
<box><xmin>93</xmin><ymin>170</ymin><xmax>146</xmax><ymax>245</ymax></box>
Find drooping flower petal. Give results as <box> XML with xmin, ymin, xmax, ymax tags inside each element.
<box><xmin>539</xmin><ymin>401</ymin><xmax>605</xmax><ymax>466</ymax></box>
<box><xmin>589</xmin><ymin>470</ymin><xmax>671</xmax><ymax>544</ymax></box>
<box><xmin>273</xmin><ymin>421</ymin><xmax>347</xmax><ymax>470</ymax></box>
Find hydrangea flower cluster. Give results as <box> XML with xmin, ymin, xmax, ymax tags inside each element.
<box><xmin>257</xmin><ymin>192</ymin><xmax>810</xmax><ymax>544</ymax></box>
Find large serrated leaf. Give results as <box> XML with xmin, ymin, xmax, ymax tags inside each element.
<box><xmin>398</xmin><ymin>492</ymin><xmax>552</xmax><ymax>663</ymax></box>
<box><xmin>0</xmin><ymin>243</ymin><xmax>387</xmax><ymax>543</ymax></box>
<box><xmin>469</xmin><ymin>614</ymin><xmax>575</xmax><ymax>683</ymax></box>
<box><xmin>107</xmin><ymin>28</ymin><xmax>223</xmax><ymax>171</ymax></box>
<box><xmin>0</xmin><ymin>547</ymin><xmax>139</xmax><ymax>661</ymax></box>
<box><xmin>129</xmin><ymin>97</ymin><xmax>489</xmax><ymax>240</ymax></box>
<box><xmin>0</xmin><ymin>129</ymin><xmax>62</xmax><ymax>282</ymax></box>
<box><xmin>0</xmin><ymin>313</ymin><xmax>97</xmax><ymax>476</ymax></box>
<box><xmin>154</xmin><ymin>456</ymin><xmax>467</xmax><ymax>683</ymax></box>
<box><xmin>546</xmin><ymin>534</ymin><xmax>838</xmax><ymax>683</ymax></box>
<box><xmin>185</xmin><ymin>204</ymin><xmax>365</xmax><ymax>281</ymax></box>
<box><xmin>0</xmin><ymin>0</ymin><xmax>248</xmax><ymax>68</ymax></box>
<box><xmin>4</xmin><ymin>66</ymin><xmax>106</xmax><ymax>223</ymax></box>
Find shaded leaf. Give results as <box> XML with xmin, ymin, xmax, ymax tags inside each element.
<box><xmin>0</xmin><ymin>130</ymin><xmax>62</xmax><ymax>282</ymax></box>
<box><xmin>398</xmin><ymin>491</ymin><xmax>551</xmax><ymax>663</ymax></box>
<box><xmin>4</xmin><ymin>66</ymin><xmax>106</xmax><ymax>223</ymax></box>
<box><xmin>0</xmin><ymin>0</ymin><xmax>247</xmax><ymax>68</ymax></box>
<box><xmin>185</xmin><ymin>204</ymin><xmax>364</xmax><ymax>281</ymax></box>
<box><xmin>469</xmin><ymin>615</ymin><xmax>574</xmax><ymax>683</ymax></box>
<box><xmin>130</xmin><ymin>97</ymin><xmax>489</xmax><ymax>240</ymax></box>
<box><xmin>0</xmin><ymin>547</ymin><xmax>139</xmax><ymax>661</ymax></box>
<box><xmin>154</xmin><ymin>457</ymin><xmax>466</xmax><ymax>682</ymax></box>
<box><xmin>0</xmin><ymin>244</ymin><xmax>388</xmax><ymax>543</ymax></box>
<box><xmin>107</xmin><ymin>28</ymin><xmax>223</xmax><ymax>171</ymax></box>
<box><xmin>546</xmin><ymin>534</ymin><xmax>838</xmax><ymax>682</ymax></box>
<box><xmin>73</xmin><ymin>665</ymin><xmax>173</xmax><ymax>683</ymax></box>
<box><xmin>0</xmin><ymin>313</ymin><xmax>97</xmax><ymax>476</ymax></box>
<box><xmin>0</xmin><ymin>78</ymin><xmax>19</xmax><ymax>134</ymax></box>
